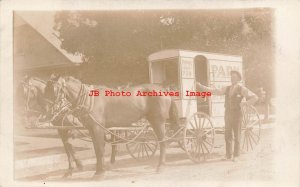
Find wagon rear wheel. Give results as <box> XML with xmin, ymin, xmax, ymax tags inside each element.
<box><xmin>183</xmin><ymin>112</ymin><xmax>215</xmax><ymax>163</ymax></box>
<box><xmin>126</xmin><ymin>119</ymin><xmax>158</xmax><ymax>161</ymax></box>
<box><xmin>241</xmin><ymin>104</ymin><xmax>261</xmax><ymax>152</ymax></box>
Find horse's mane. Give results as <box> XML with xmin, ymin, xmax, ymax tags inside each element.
<box><xmin>63</xmin><ymin>76</ymin><xmax>82</xmax><ymax>84</ymax></box>
<box><xmin>30</xmin><ymin>77</ymin><xmax>46</xmax><ymax>84</ymax></box>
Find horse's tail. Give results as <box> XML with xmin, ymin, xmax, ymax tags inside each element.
<box><xmin>169</xmin><ymin>99</ymin><xmax>180</xmax><ymax>129</ymax></box>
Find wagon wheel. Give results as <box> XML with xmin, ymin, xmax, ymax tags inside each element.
<box><xmin>126</xmin><ymin>119</ymin><xmax>158</xmax><ymax>161</ymax></box>
<box><xmin>164</xmin><ymin>123</ymin><xmax>184</xmax><ymax>149</ymax></box>
<box><xmin>241</xmin><ymin>104</ymin><xmax>261</xmax><ymax>152</ymax></box>
<box><xmin>183</xmin><ymin>112</ymin><xmax>215</xmax><ymax>163</ymax></box>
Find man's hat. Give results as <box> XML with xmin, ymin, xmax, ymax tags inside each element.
<box><xmin>230</xmin><ymin>70</ymin><xmax>242</xmax><ymax>81</ymax></box>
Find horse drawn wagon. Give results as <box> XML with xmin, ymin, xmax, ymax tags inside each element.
<box><xmin>147</xmin><ymin>49</ymin><xmax>261</xmax><ymax>162</ymax></box>
<box><xmin>23</xmin><ymin>49</ymin><xmax>261</xmax><ymax>178</ymax></box>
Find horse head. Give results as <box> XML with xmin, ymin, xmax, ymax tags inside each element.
<box><xmin>44</xmin><ymin>76</ymin><xmax>83</xmax><ymax>112</ymax></box>
<box><xmin>20</xmin><ymin>75</ymin><xmax>48</xmax><ymax>114</ymax></box>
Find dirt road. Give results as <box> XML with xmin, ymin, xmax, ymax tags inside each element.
<box><xmin>15</xmin><ymin>125</ymin><xmax>274</xmax><ymax>184</ymax></box>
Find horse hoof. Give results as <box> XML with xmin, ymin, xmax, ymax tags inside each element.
<box><xmin>104</xmin><ymin>164</ymin><xmax>111</xmax><ymax>171</ymax></box>
<box><xmin>76</xmin><ymin>161</ymin><xmax>83</xmax><ymax>171</ymax></box>
<box><xmin>92</xmin><ymin>172</ymin><xmax>105</xmax><ymax>180</ymax></box>
<box><xmin>62</xmin><ymin>171</ymin><xmax>72</xmax><ymax>178</ymax></box>
<box><xmin>156</xmin><ymin>165</ymin><xmax>165</xmax><ymax>173</ymax></box>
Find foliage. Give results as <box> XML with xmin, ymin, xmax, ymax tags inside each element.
<box><xmin>54</xmin><ymin>9</ymin><xmax>274</xmax><ymax>95</ymax></box>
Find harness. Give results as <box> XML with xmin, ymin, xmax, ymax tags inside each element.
<box><xmin>72</xmin><ymin>84</ymin><xmax>95</xmax><ymax>116</ymax></box>
<box><xmin>52</xmin><ymin>81</ymin><xmax>184</xmax><ymax>144</ymax></box>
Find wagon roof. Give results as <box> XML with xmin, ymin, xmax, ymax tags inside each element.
<box><xmin>148</xmin><ymin>49</ymin><xmax>242</xmax><ymax>62</ymax></box>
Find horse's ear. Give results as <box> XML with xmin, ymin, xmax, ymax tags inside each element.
<box><xmin>61</xmin><ymin>78</ymin><xmax>66</xmax><ymax>87</ymax></box>
<box><xmin>57</xmin><ymin>77</ymin><xmax>66</xmax><ymax>87</ymax></box>
<box><xmin>50</xmin><ymin>73</ymin><xmax>60</xmax><ymax>82</ymax></box>
<box><xmin>23</xmin><ymin>74</ymin><xmax>30</xmax><ymax>82</ymax></box>
<box><xmin>55</xmin><ymin>74</ymin><xmax>61</xmax><ymax>81</ymax></box>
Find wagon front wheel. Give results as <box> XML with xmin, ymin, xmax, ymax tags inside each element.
<box><xmin>183</xmin><ymin>112</ymin><xmax>215</xmax><ymax>163</ymax></box>
<box><xmin>126</xmin><ymin>119</ymin><xmax>158</xmax><ymax>161</ymax></box>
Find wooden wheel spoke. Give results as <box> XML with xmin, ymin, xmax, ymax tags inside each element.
<box><xmin>247</xmin><ymin>133</ymin><xmax>251</xmax><ymax>151</ymax></box>
<box><xmin>145</xmin><ymin>143</ymin><xmax>155</xmax><ymax>153</ymax></box>
<box><xmin>137</xmin><ymin>144</ymin><xmax>141</xmax><ymax>158</ymax></box>
<box><xmin>201</xmin><ymin>141</ymin><xmax>210</xmax><ymax>153</ymax></box>
<box><xmin>142</xmin><ymin>144</ymin><xmax>149</xmax><ymax>158</ymax></box>
<box><xmin>137</xmin><ymin>144</ymin><xmax>143</xmax><ymax>158</ymax></box>
<box><xmin>242</xmin><ymin>115</ymin><xmax>248</xmax><ymax>125</ymax></box>
<box><xmin>189</xmin><ymin>121</ymin><xmax>197</xmax><ymax>130</ymax></box>
<box><xmin>191</xmin><ymin>139</ymin><xmax>197</xmax><ymax>153</ymax></box>
<box><xmin>142</xmin><ymin>144</ymin><xmax>147</xmax><ymax>158</ymax></box>
<box><xmin>242</xmin><ymin>132</ymin><xmax>246</xmax><ymax>149</ymax></box>
<box><xmin>193</xmin><ymin>115</ymin><xmax>198</xmax><ymax>129</ymax></box>
<box><xmin>248</xmin><ymin>132</ymin><xmax>258</xmax><ymax>145</ymax></box>
<box><xmin>199</xmin><ymin>143</ymin><xmax>205</xmax><ymax>155</ymax></box>
<box><xmin>193</xmin><ymin>142</ymin><xmax>198</xmax><ymax>154</ymax></box>
<box><xmin>246</xmin><ymin>120</ymin><xmax>260</xmax><ymax>128</ymax></box>
<box><xmin>149</xmin><ymin>141</ymin><xmax>158</xmax><ymax>146</ymax></box>
<box><xmin>132</xmin><ymin>143</ymin><xmax>140</xmax><ymax>154</ymax></box>
<box><xmin>205</xmin><ymin>136</ymin><xmax>214</xmax><ymax>140</ymax></box>
<box><xmin>203</xmin><ymin>139</ymin><xmax>213</xmax><ymax>147</ymax></box>
<box><xmin>249</xmin><ymin>130</ymin><xmax>260</xmax><ymax>139</ymax></box>
<box><xmin>203</xmin><ymin>128</ymin><xmax>213</xmax><ymax>135</ymax></box>
<box><xmin>201</xmin><ymin>118</ymin><xmax>207</xmax><ymax>129</ymax></box>
<box><xmin>246</xmin><ymin>112</ymin><xmax>251</xmax><ymax>122</ymax></box>
<box><xmin>187</xmin><ymin>129</ymin><xmax>195</xmax><ymax>135</ymax></box>
<box><xmin>248</xmin><ymin>134</ymin><xmax>254</xmax><ymax>150</ymax></box>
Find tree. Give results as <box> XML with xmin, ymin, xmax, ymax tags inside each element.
<box><xmin>53</xmin><ymin>9</ymin><xmax>274</xmax><ymax>96</ymax></box>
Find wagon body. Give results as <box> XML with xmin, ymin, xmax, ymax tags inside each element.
<box><xmin>148</xmin><ymin>49</ymin><xmax>243</xmax><ymax>127</ymax></box>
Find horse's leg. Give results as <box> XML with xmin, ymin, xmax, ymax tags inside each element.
<box><xmin>151</xmin><ymin>121</ymin><xmax>166</xmax><ymax>173</ymax></box>
<box><xmin>110</xmin><ymin>133</ymin><xmax>117</xmax><ymax>164</ymax></box>
<box><xmin>58</xmin><ymin>129</ymin><xmax>77</xmax><ymax>177</ymax></box>
<box><xmin>67</xmin><ymin>130</ymin><xmax>83</xmax><ymax>170</ymax></box>
<box><xmin>86</xmin><ymin>118</ymin><xmax>106</xmax><ymax>180</ymax></box>
<box><xmin>63</xmin><ymin>117</ymin><xmax>83</xmax><ymax>170</ymax></box>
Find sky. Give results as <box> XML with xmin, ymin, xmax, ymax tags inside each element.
<box><xmin>15</xmin><ymin>11</ymin><xmax>82</xmax><ymax>63</ymax></box>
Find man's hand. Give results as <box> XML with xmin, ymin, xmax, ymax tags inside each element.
<box><xmin>196</xmin><ymin>82</ymin><xmax>204</xmax><ymax>90</ymax></box>
<box><xmin>196</xmin><ymin>82</ymin><xmax>202</xmax><ymax>87</ymax></box>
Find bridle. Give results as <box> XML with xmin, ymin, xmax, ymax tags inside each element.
<box><xmin>22</xmin><ymin>79</ymin><xmax>43</xmax><ymax>114</ymax></box>
<box><xmin>51</xmin><ymin>78</ymin><xmax>94</xmax><ymax>117</ymax></box>
<box><xmin>22</xmin><ymin>78</ymin><xmax>59</xmax><ymax>117</ymax></box>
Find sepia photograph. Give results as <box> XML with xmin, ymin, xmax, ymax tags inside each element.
<box><xmin>13</xmin><ymin>9</ymin><xmax>275</xmax><ymax>181</ymax></box>
<box><xmin>0</xmin><ymin>1</ymin><xmax>299</xmax><ymax>187</ymax></box>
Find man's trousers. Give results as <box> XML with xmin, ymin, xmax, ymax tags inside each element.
<box><xmin>224</xmin><ymin>110</ymin><xmax>242</xmax><ymax>159</ymax></box>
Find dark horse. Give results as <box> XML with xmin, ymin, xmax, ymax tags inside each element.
<box><xmin>45</xmin><ymin>76</ymin><xmax>179</xmax><ymax>180</ymax></box>
<box><xmin>19</xmin><ymin>76</ymin><xmax>83</xmax><ymax>177</ymax></box>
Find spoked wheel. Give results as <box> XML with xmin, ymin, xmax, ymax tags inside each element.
<box><xmin>183</xmin><ymin>112</ymin><xmax>215</xmax><ymax>163</ymax></box>
<box><xmin>241</xmin><ymin>104</ymin><xmax>261</xmax><ymax>152</ymax></box>
<box><xmin>165</xmin><ymin>123</ymin><xmax>184</xmax><ymax>149</ymax></box>
<box><xmin>126</xmin><ymin>119</ymin><xmax>158</xmax><ymax>161</ymax></box>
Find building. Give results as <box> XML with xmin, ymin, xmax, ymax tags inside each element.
<box><xmin>14</xmin><ymin>12</ymin><xmax>82</xmax><ymax>81</ymax></box>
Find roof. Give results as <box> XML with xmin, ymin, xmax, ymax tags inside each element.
<box><xmin>15</xmin><ymin>12</ymin><xmax>82</xmax><ymax>64</ymax></box>
<box><xmin>148</xmin><ymin>49</ymin><xmax>242</xmax><ymax>62</ymax></box>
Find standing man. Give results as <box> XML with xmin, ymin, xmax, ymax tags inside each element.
<box><xmin>197</xmin><ymin>70</ymin><xmax>258</xmax><ymax>161</ymax></box>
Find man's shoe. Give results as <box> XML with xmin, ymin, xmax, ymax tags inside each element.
<box><xmin>222</xmin><ymin>156</ymin><xmax>232</xmax><ymax>161</ymax></box>
<box><xmin>232</xmin><ymin>156</ymin><xmax>239</xmax><ymax>162</ymax></box>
